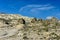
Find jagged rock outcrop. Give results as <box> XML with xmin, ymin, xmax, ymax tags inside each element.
<box><xmin>0</xmin><ymin>14</ymin><xmax>60</xmax><ymax>40</ymax></box>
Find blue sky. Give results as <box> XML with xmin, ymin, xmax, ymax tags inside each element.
<box><xmin>0</xmin><ymin>0</ymin><xmax>60</xmax><ymax>19</ymax></box>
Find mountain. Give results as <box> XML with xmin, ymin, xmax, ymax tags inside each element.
<box><xmin>0</xmin><ymin>14</ymin><xmax>60</xmax><ymax>40</ymax></box>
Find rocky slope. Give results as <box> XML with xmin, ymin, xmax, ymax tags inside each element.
<box><xmin>0</xmin><ymin>14</ymin><xmax>60</xmax><ymax>40</ymax></box>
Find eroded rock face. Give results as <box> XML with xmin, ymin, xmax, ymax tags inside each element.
<box><xmin>0</xmin><ymin>14</ymin><xmax>27</xmax><ymax>40</ymax></box>
<box><xmin>0</xmin><ymin>14</ymin><xmax>60</xmax><ymax>40</ymax></box>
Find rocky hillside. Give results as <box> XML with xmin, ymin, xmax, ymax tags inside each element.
<box><xmin>0</xmin><ymin>14</ymin><xmax>60</xmax><ymax>40</ymax></box>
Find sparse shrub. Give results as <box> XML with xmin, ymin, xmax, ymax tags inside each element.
<box><xmin>38</xmin><ymin>19</ymin><xmax>43</xmax><ymax>22</ymax></box>
<box><xmin>23</xmin><ymin>36</ymin><xmax>28</xmax><ymax>40</ymax></box>
<box><xmin>31</xmin><ymin>17</ymin><xmax>37</xmax><ymax>23</ymax></box>
<box><xmin>43</xmin><ymin>27</ymin><xmax>48</xmax><ymax>32</ymax></box>
<box><xmin>18</xmin><ymin>18</ymin><xmax>25</xmax><ymax>24</ymax></box>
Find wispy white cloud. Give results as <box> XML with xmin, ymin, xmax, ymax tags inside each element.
<box><xmin>20</xmin><ymin>4</ymin><xmax>55</xmax><ymax>12</ymax></box>
<box><xmin>46</xmin><ymin>16</ymin><xmax>53</xmax><ymax>19</ymax></box>
<box><xmin>37</xmin><ymin>6</ymin><xmax>54</xmax><ymax>10</ymax></box>
<box><xmin>19</xmin><ymin>4</ymin><xmax>57</xmax><ymax>18</ymax></box>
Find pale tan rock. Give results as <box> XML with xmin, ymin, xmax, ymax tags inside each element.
<box><xmin>15</xmin><ymin>24</ymin><xmax>24</xmax><ymax>29</ymax></box>
<box><xmin>0</xmin><ymin>14</ymin><xmax>60</xmax><ymax>40</ymax></box>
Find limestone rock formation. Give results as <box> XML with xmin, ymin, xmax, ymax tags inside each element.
<box><xmin>0</xmin><ymin>14</ymin><xmax>60</xmax><ymax>40</ymax></box>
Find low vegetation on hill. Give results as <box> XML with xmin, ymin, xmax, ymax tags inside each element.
<box><xmin>0</xmin><ymin>14</ymin><xmax>60</xmax><ymax>40</ymax></box>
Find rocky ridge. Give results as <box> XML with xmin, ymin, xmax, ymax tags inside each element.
<box><xmin>0</xmin><ymin>14</ymin><xmax>60</xmax><ymax>40</ymax></box>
